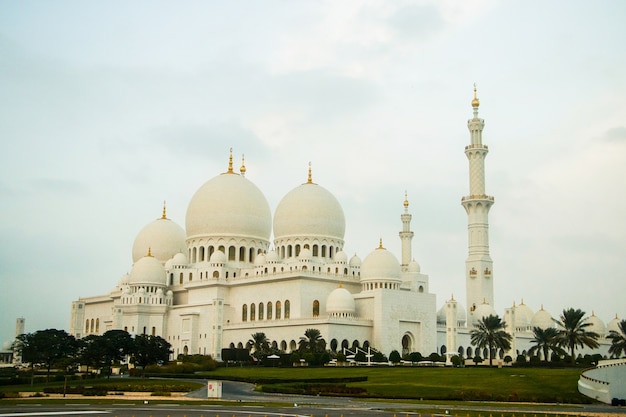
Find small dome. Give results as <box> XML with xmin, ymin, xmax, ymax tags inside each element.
<box><xmin>361</xmin><ymin>244</ymin><xmax>401</xmax><ymax>282</ymax></box>
<box><xmin>326</xmin><ymin>287</ymin><xmax>355</xmax><ymax>315</ymax></box>
<box><xmin>210</xmin><ymin>250</ymin><xmax>227</xmax><ymax>264</ymax></box>
<box><xmin>437</xmin><ymin>298</ymin><xmax>466</xmax><ymax>325</ymax></box>
<box><xmin>122</xmin><ymin>286</ymin><xmax>131</xmax><ymax>294</ymax></box>
<box><xmin>156</xmin><ymin>288</ymin><xmax>164</xmax><ymax>295</ymax></box>
<box><xmin>266</xmin><ymin>249</ymin><xmax>279</xmax><ymax>263</ymax></box>
<box><xmin>273</xmin><ymin>175</ymin><xmax>345</xmax><ymax>242</ymax></box>
<box><xmin>436</xmin><ymin>305</ymin><xmax>446</xmax><ymax>324</ymax></box>
<box><xmin>166</xmin><ymin>290</ymin><xmax>173</xmax><ymax>297</ymax></box>
<box><xmin>515</xmin><ymin>301</ymin><xmax>534</xmax><ymax>329</ymax></box>
<box><xmin>334</xmin><ymin>250</ymin><xmax>348</xmax><ymax>264</ymax></box>
<box><xmin>132</xmin><ymin>214</ymin><xmax>186</xmax><ymax>264</ymax></box>
<box><xmin>129</xmin><ymin>254</ymin><xmax>166</xmax><ymax>286</ymax></box>
<box><xmin>408</xmin><ymin>259</ymin><xmax>421</xmax><ymax>273</ymax></box>
<box><xmin>172</xmin><ymin>252</ymin><xmax>187</xmax><ymax>266</ymax></box>
<box><xmin>299</xmin><ymin>247</ymin><xmax>312</xmax><ymax>261</ymax></box>
<box><xmin>2</xmin><ymin>341</ymin><xmax>13</xmax><ymax>351</ymax></box>
<box><xmin>186</xmin><ymin>167</ymin><xmax>272</xmax><ymax>242</ymax></box>
<box><xmin>164</xmin><ymin>258</ymin><xmax>173</xmax><ymax>269</ymax></box>
<box><xmin>254</xmin><ymin>252</ymin><xmax>266</xmax><ymax>266</ymax></box>
<box><xmin>349</xmin><ymin>254</ymin><xmax>362</xmax><ymax>267</ymax></box>
<box><xmin>531</xmin><ymin>306</ymin><xmax>554</xmax><ymax>329</ymax></box>
<box><xmin>472</xmin><ymin>301</ymin><xmax>497</xmax><ymax>321</ymax></box>
<box><xmin>118</xmin><ymin>273</ymin><xmax>130</xmax><ymax>286</ymax></box>
<box><xmin>585</xmin><ymin>312</ymin><xmax>606</xmax><ymax>336</ymax></box>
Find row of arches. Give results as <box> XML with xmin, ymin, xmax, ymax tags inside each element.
<box><xmin>439</xmin><ymin>345</ymin><xmax>506</xmax><ymax>359</ymax></box>
<box><xmin>242</xmin><ymin>300</ymin><xmax>291</xmax><ymax>322</ymax></box>
<box><xmin>188</xmin><ymin>243</ymin><xmax>266</xmax><ymax>264</ymax></box>
<box><xmin>228</xmin><ymin>338</ymin><xmax>372</xmax><ymax>353</ymax></box>
<box><xmin>85</xmin><ymin>318</ymin><xmax>99</xmax><ymax>334</ymax></box>
<box><xmin>275</xmin><ymin>243</ymin><xmax>342</xmax><ymax>260</ymax></box>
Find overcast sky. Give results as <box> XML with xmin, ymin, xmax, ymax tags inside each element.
<box><xmin>1</xmin><ymin>0</ymin><xmax>624</xmax><ymax>346</ymax></box>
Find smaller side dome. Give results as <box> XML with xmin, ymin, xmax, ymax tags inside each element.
<box><xmin>210</xmin><ymin>250</ymin><xmax>227</xmax><ymax>264</ymax></box>
<box><xmin>326</xmin><ymin>287</ymin><xmax>355</xmax><ymax>316</ymax></box>
<box><xmin>408</xmin><ymin>259</ymin><xmax>421</xmax><ymax>273</ymax></box>
<box><xmin>129</xmin><ymin>254</ymin><xmax>167</xmax><ymax>286</ymax></box>
<box><xmin>118</xmin><ymin>273</ymin><xmax>130</xmax><ymax>286</ymax></box>
<box><xmin>349</xmin><ymin>254</ymin><xmax>362</xmax><ymax>267</ymax></box>
<box><xmin>585</xmin><ymin>312</ymin><xmax>606</xmax><ymax>336</ymax></box>
<box><xmin>531</xmin><ymin>306</ymin><xmax>554</xmax><ymax>329</ymax></box>
<box><xmin>361</xmin><ymin>243</ymin><xmax>401</xmax><ymax>282</ymax></box>
<box><xmin>254</xmin><ymin>252</ymin><xmax>266</xmax><ymax>266</ymax></box>
<box><xmin>172</xmin><ymin>252</ymin><xmax>187</xmax><ymax>266</ymax></box>
<box><xmin>472</xmin><ymin>301</ymin><xmax>496</xmax><ymax>321</ymax></box>
<box><xmin>607</xmin><ymin>315</ymin><xmax>621</xmax><ymax>333</ymax></box>
<box><xmin>299</xmin><ymin>247</ymin><xmax>313</xmax><ymax>261</ymax></box>
<box><xmin>436</xmin><ymin>305</ymin><xmax>446</xmax><ymax>325</ymax></box>
<box><xmin>334</xmin><ymin>250</ymin><xmax>348</xmax><ymax>264</ymax></box>
<box><xmin>515</xmin><ymin>301</ymin><xmax>534</xmax><ymax>330</ymax></box>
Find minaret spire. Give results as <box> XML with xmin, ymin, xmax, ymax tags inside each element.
<box><xmin>399</xmin><ymin>191</ymin><xmax>414</xmax><ymax>270</ymax></box>
<box><xmin>161</xmin><ymin>201</ymin><xmax>167</xmax><ymax>219</ymax></box>
<box><xmin>462</xmin><ymin>85</ymin><xmax>495</xmax><ymax>323</ymax></box>
<box><xmin>240</xmin><ymin>154</ymin><xmax>246</xmax><ymax>177</ymax></box>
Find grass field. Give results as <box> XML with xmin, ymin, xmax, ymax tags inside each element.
<box><xmin>205</xmin><ymin>366</ymin><xmax>590</xmax><ymax>403</ymax></box>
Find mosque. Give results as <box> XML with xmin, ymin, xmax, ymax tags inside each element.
<box><xmin>69</xmin><ymin>89</ymin><xmax>619</xmax><ymax>363</ymax></box>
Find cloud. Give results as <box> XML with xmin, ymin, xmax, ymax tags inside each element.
<box><xmin>604</xmin><ymin>126</ymin><xmax>626</xmax><ymax>143</ymax></box>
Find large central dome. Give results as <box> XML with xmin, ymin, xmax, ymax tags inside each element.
<box><xmin>273</xmin><ymin>168</ymin><xmax>345</xmax><ymax>241</ymax></box>
<box><xmin>186</xmin><ymin>161</ymin><xmax>271</xmax><ymax>241</ymax></box>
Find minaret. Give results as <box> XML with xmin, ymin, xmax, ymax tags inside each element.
<box><xmin>399</xmin><ymin>191</ymin><xmax>414</xmax><ymax>271</ymax></box>
<box><xmin>462</xmin><ymin>85</ymin><xmax>495</xmax><ymax>318</ymax></box>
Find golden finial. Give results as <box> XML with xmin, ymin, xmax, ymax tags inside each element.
<box><xmin>403</xmin><ymin>191</ymin><xmax>409</xmax><ymax>208</ymax></box>
<box><xmin>307</xmin><ymin>162</ymin><xmax>313</xmax><ymax>184</ymax></box>
<box><xmin>339</xmin><ymin>282</ymin><xmax>343</xmax><ymax>288</ymax></box>
<box><xmin>240</xmin><ymin>154</ymin><xmax>246</xmax><ymax>176</ymax></box>
<box><xmin>520</xmin><ymin>298</ymin><xmax>525</xmax><ymax>306</ymax></box>
<box><xmin>451</xmin><ymin>293</ymin><xmax>455</xmax><ymax>301</ymax></box>
<box><xmin>378</xmin><ymin>238</ymin><xmax>384</xmax><ymax>249</ymax></box>
<box><xmin>540</xmin><ymin>304</ymin><xmax>544</xmax><ymax>311</ymax></box>
<box><xmin>147</xmin><ymin>247</ymin><xmax>152</xmax><ymax>257</ymax></box>
<box><xmin>226</xmin><ymin>148</ymin><xmax>234</xmax><ymax>174</ymax></box>
<box><xmin>161</xmin><ymin>201</ymin><xmax>167</xmax><ymax>219</ymax></box>
<box><xmin>472</xmin><ymin>83</ymin><xmax>480</xmax><ymax>108</ymax></box>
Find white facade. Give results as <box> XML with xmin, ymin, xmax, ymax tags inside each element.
<box><xmin>70</xmin><ymin>90</ymin><xmax>618</xmax><ymax>361</ymax></box>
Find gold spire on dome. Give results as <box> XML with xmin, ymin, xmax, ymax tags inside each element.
<box><xmin>378</xmin><ymin>238</ymin><xmax>385</xmax><ymax>249</ymax></box>
<box><xmin>147</xmin><ymin>247</ymin><xmax>152</xmax><ymax>257</ymax></box>
<box><xmin>450</xmin><ymin>293</ymin><xmax>455</xmax><ymax>301</ymax></box>
<box><xmin>404</xmin><ymin>191</ymin><xmax>409</xmax><ymax>208</ymax></box>
<box><xmin>520</xmin><ymin>298</ymin><xmax>525</xmax><ymax>306</ymax></box>
<box><xmin>240</xmin><ymin>154</ymin><xmax>246</xmax><ymax>176</ymax></box>
<box><xmin>307</xmin><ymin>162</ymin><xmax>313</xmax><ymax>184</ymax></box>
<box><xmin>161</xmin><ymin>201</ymin><xmax>167</xmax><ymax>219</ymax></box>
<box><xmin>339</xmin><ymin>282</ymin><xmax>343</xmax><ymax>288</ymax></box>
<box><xmin>472</xmin><ymin>83</ymin><xmax>480</xmax><ymax>108</ymax></box>
<box><xmin>225</xmin><ymin>148</ymin><xmax>234</xmax><ymax>174</ymax></box>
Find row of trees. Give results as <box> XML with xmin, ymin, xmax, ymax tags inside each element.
<box><xmin>470</xmin><ymin>308</ymin><xmax>626</xmax><ymax>366</ymax></box>
<box><xmin>14</xmin><ymin>329</ymin><xmax>172</xmax><ymax>382</ymax></box>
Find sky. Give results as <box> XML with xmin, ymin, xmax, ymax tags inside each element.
<box><xmin>1</xmin><ymin>0</ymin><xmax>625</xmax><ymax>346</ymax></box>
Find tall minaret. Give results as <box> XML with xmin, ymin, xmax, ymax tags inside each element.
<box><xmin>462</xmin><ymin>85</ymin><xmax>495</xmax><ymax>318</ymax></box>
<box><xmin>399</xmin><ymin>191</ymin><xmax>414</xmax><ymax>271</ymax></box>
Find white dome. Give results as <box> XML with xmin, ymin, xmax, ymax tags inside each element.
<box><xmin>299</xmin><ymin>247</ymin><xmax>312</xmax><ymax>261</ymax></box>
<box><xmin>2</xmin><ymin>341</ymin><xmax>13</xmax><ymax>351</ymax></box>
<box><xmin>164</xmin><ymin>258</ymin><xmax>173</xmax><ymax>269</ymax></box>
<box><xmin>436</xmin><ymin>305</ymin><xmax>446</xmax><ymax>324</ymax></box>
<box><xmin>186</xmin><ymin>171</ymin><xmax>271</xmax><ymax>241</ymax></box>
<box><xmin>273</xmin><ymin>180</ymin><xmax>345</xmax><ymax>242</ymax></box>
<box><xmin>349</xmin><ymin>254</ymin><xmax>362</xmax><ymax>267</ymax></box>
<box><xmin>172</xmin><ymin>252</ymin><xmax>187</xmax><ymax>266</ymax></box>
<box><xmin>472</xmin><ymin>301</ymin><xmax>497</xmax><ymax>321</ymax></box>
<box><xmin>334</xmin><ymin>250</ymin><xmax>348</xmax><ymax>264</ymax></box>
<box><xmin>326</xmin><ymin>287</ymin><xmax>355</xmax><ymax>315</ymax></box>
<box><xmin>254</xmin><ymin>252</ymin><xmax>266</xmax><ymax>266</ymax></box>
<box><xmin>132</xmin><ymin>215</ymin><xmax>186</xmax><ymax>264</ymax></box>
<box><xmin>437</xmin><ymin>299</ymin><xmax>466</xmax><ymax>325</ymax></box>
<box><xmin>129</xmin><ymin>254</ymin><xmax>167</xmax><ymax>286</ymax></box>
<box><xmin>531</xmin><ymin>306</ymin><xmax>554</xmax><ymax>329</ymax></box>
<box><xmin>266</xmin><ymin>249</ymin><xmax>279</xmax><ymax>263</ymax></box>
<box><xmin>361</xmin><ymin>245</ymin><xmax>401</xmax><ymax>282</ymax></box>
<box><xmin>210</xmin><ymin>250</ymin><xmax>227</xmax><ymax>264</ymax></box>
<box><xmin>608</xmin><ymin>315</ymin><xmax>622</xmax><ymax>333</ymax></box>
<box><xmin>118</xmin><ymin>273</ymin><xmax>130</xmax><ymax>286</ymax></box>
<box><xmin>408</xmin><ymin>259</ymin><xmax>421</xmax><ymax>273</ymax></box>
<box><xmin>515</xmin><ymin>302</ymin><xmax>534</xmax><ymax>329</ymax></box>
<box><xmin>585</xmin><ymin>313</ymin><xmax>606</xmax><ymax>336</ymax></box>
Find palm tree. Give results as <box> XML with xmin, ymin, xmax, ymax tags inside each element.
<box><xmin>298</xmin><ymin>328</ymin><xmax>326</xmax><ymax>353</ymax></box>
<box><xmin>528</xmin><ymin>327</ymin><xmax>565</xmax><ymax>361</ymax></box>
<box><xmin>248</xmin><ymin>332</ymin><xmax>269</xmax><ymax>361</ymax></box>
<box><xmin>554</xmin><ymin>308</ymin><xmax>599</xmax><ymax>364</ymax></box>
<box><xmin>607</xmin><ymin>319</ymin><xmax>626</xmax><ymax>358</ymax></box>
<box><xmin>470</xmin><ymin>314</ymin><xmax>512</xmax><ymax>366</ymax></box>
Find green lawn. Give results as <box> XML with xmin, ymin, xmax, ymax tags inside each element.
<box><xmin>205</xmin><ymin>366</ymin><xmax>589</xmax><ymax>403</ymax></box>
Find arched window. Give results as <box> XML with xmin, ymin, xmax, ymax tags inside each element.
<box><xmin>143</xmin><ymin>326</ymin><xmax>147</xmax><ymax>335</ymax></box>
<box><xmin>192</xmin><ymin>247</ymin><xmax>197</xmax><ymax>263</ymax></box>
<box><xmin>200</xmin><ymin>246</ymin><xmax>205</xmax><ymax>262</ymax></box>
<box><xmin>152</xmin><ymin>326</ymin><xmax>156</xmax><ymax>336</ymax></box>
<box><xmin>289</xmin><ymin>340</ymin><xmax>297</xmax><ymax>351</ymax></box>
<box><xmin>418</xmin><ymin>285</ymin><xmax>424</xmax><ymax>293</ymax></box>
<box><xmin>179</xmin><ymin>273</ymin><xmax>183</xmax><ymax>284</ymax></box>
<box><xmin>295</xmin><ymin>244</ymin><xmax>301</xmax><ymax>257</ymax></box>
<box><xmin>321</xmin><ymin>245</ymin><xmax>326</xmax><ymax>258</ymax></box>
<box><xmin>312</xmin><ymin>245</ymin><xmax>318</xmax><ymax>256</ymax></box>
<box><xmin>218</xmin><ymin>245</ymin><xmax>225</xmax><ymax>253</ymax></box>
<box><xmin>85</xmin><ymin>319</ymin><xmax>89</xmax><ymax>333</ymax></box>
<box><xmin>312</xmin><ymin>300</ymin><xmax>319</xmax><ymax>317</ymax></box>
<box><xmin>95</xmin><ymin>318</ymin><xmax>99</xmax><ymax>333</ymax></box>
<box><xmin>267</xmin><ymin>302</ymin><xmax>272</xmax><ymax>320</ymax></box>
<box><xmin>440</xmin><ymin>345</ymin><xmax>447</xmax><ymax>355</ymax></box>
<box><xmin>341</xmin><ymin>339</ymin><xmax>349</xmax><ymax>350</ymax></box>
<box><xmin>242</xmin><ymin>304</ymin><xmax>248</xmax><ymax>322</ymax></box>
<box><xmin>287</xmin><ymin>245</ymin><xmax>293</xmax><ymax>258</ymax></box>
<box><xmin>276</xmin><ymin>301</ymin><xmax>282</xmax><ymax>319</ymax></box>
<box><xmin>249</xmin><ymin>247</ymin><xmax>255</xmax><ymax>263</ymax></box>
<box><xmin>258</xmin><ymin>303</ymin><xmax>264</xmax><ymax>320</ymax></box>
<box><xmin>189</xmin><ymin>272</ymin><xmax>193</xmax><ymax>281</ymax></box>
<box><xmin>352</xmin><ymin>340</ymin><xmax>359</xmax><ymax>349</ymax></box>
<box><xmin>239</xmin><ymin>246</ymin><xmax>245</xmax><ymax>262</ymax></box>
<box><xmin>284</xmin><ymin>300</ymin><xmax>290</xmax><ymax>319</ymax></box>
<box><xmin>280</xmin><ymin>340</ymin><xmax>287</xmax><ymax>351</ymax></box>
<box><xmin>213</xmin><ymin>271</ymin><xmax>219</xmax><ymax>278</ymax></box>
<box><xmin>330</xmin><ymin>246</ymin><xmax>334</xmax><ymax>258</ymax></box>
<box><xmin>208</xmin><ymin>246</ymin><xmax>214</xmax><ymax>259</ymax></box>
<box><xmin>330</xmin><ymin>339</ymin><xmax>338</xmax><ymax>352</ymax></box>
<box><xmin>228</xmin><ymin>246</ymin><xmax>236</xmax><ymax>261</ymax></box>
<box><xmin>90</xmin><ymin>318</ymin><xmax>94</xmax><ymax>333</ymax></box>
<box><xmin>250</xmin><ymin>303</ymin><xmax>256</xmax><ymax>321</ymax></box>
<box><xmin>169</xmin><ymin>273</ymin><xmax>173</xmax><ymax>285</ymax></box>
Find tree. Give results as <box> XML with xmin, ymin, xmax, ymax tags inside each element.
<box><xmin>78</xmin><ymin>334</ymin><xmax>108</xmax><ymax>373</ymax></box>
<box><xmin>607</xmin><ymin>319</ymin><xmax>626</xmax><ymax>358</ymax></box>
<box><xmin>247</xmin><ymin>332</ymin><xmax>270</xmax><ymax>361</ymax></box>
<box><xmin>554</xmin><ymin>308</ymin><xmax>599</xmax><ymax>364</ymax></box>
<box><xmin>389</xmin><ymin>350</ymin><xmax>401</xmax><ymax>364</ymax></box>
<box><xmin>298</xmin><ymin>328</ymin><xmax>326</xmax><ymax>353</ymax></box>
<box><xmin>470</xmin><ymin>314</ymin><xmax>512</xmax><ymax>367</ymax></box>
<box><xmin>528</xmin><ymin>327</ymin><xmax>565</xmax><ymax>362</ymax></box>
<box><xmin>101</xmin><ymin>330</ymin><xmax>134</xmax><ymax>375</ymax></box>
<box><xmin>130</xmin><ymin>334</ymin><xmax>171</xmax><ymax>375</ymax></box>
<box><xmin>15</xmin><ymin>329</ymin><xmax>78</xmax><ymax>383</ymax></box>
